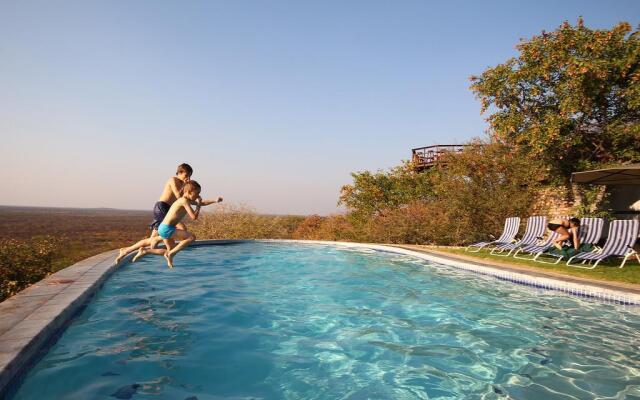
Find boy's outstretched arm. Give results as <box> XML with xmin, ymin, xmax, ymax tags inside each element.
<box><xmin>196</xmin><ymin>196</ymin><xmax>223</xmax><ymax>206</ymax></box>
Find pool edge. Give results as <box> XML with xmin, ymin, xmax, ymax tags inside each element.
<box><xmin>1</xmin><ymin>238</ymin><xmax>639</xmax><ymax>397</ymax></box>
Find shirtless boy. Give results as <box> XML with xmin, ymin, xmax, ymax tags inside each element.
<box><xmin>133</xmin><ymin>163</ymin><xmax>193</xmax><ymax>261</ymax></box>
<box><xmin>116</xmin><ymin>180</ymin><xmax>222</xmax><ymax>267</ymax></box>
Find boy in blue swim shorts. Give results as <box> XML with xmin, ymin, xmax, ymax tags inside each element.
<box><xmin>116</xmin><ymin>180</ymin><xmax>222</xmax><ymax>268</ymax></box>
<box><xmin>133</xmin><ymin>163</ymin><xmax>194</xmax><ymax>262</ymax></box>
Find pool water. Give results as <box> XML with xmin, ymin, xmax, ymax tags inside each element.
<box><xmin>11</xmin><ymin>243</ymin><xmax>640</xmax><ymax>399</ymax></box>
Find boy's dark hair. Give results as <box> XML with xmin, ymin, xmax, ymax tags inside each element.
<box><xmin>569</xmin><ymin>217</ymin><xmax>580</xmax><ymax>226</ymax></box>
<box><xmin>176</xmin><ymin>163</ymin><xmax>193</xmax><ymax>177</ymax></box>
<box><xmin>182</xmin><ymin>180</ymin><xmax>201</xmax><ymax>195</ymax></box>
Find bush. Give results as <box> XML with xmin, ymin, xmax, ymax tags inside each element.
<box><xmin>339</xmin><ymin>161</ymin><xmax>433</xmax><ymax>222</ymax></box>
<box><xmin>365</xmin><ymin>201</ymin><xmax>443</xmax><ymax>244</ymax></box>
<box><xmin>292</xmin><ymin>214</ymin><xmax>358</xmax><ymax>241</ymax></box>
<box><xmin>429</xmin><ymin>142</ymin><xmax>543</xmax><ymax>244</ymax></box>
<box><xmin>189</xmin><ymin>204</ymin><xmax>305</xmax><ymax>240</ymax></box>
<box><xmin>337</xmin><ymin>142</ymin><xmax>542</xmax><ymax>245</ymax></box>
<box><xmin>0</xmin><ymin>236</ymin><xmax>59</xmax><ymax>301</ymax></box>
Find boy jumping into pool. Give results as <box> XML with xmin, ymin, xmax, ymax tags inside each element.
<box><xmin>133</xmin><ymin>163</ymin><xmax>194</xmax><ymax>261</ymax></box>
<box><xmin>116</xmin><ymin>180</ymin><xmax>222</xmax><ymax>267</ymax></box>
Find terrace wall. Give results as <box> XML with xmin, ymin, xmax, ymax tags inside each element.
<box><xmin>531</xmin><ymin>186</ymin><xmax>574</xmax><ymax>217</ymax></box>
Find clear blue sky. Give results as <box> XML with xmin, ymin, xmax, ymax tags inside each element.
<box><xmin>1</xmin><ymin>1</ymin><xmax>637</xmax><ymax>214</ymax></box>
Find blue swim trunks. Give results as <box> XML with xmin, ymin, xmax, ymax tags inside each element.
<box><xmin>157</xmin><ymin>223</ymin><xmax>176</xmax><ymax>239</ymax></box>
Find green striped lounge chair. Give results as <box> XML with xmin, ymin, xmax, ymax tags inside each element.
<box><xmin>466</xmin><ymin>217</ymin><xmax>520</xmax><ymax>253</ymax></box>
<box><xmin>490</xmin><ymin>216</ymin><xmax>547</xmax><ymax>257</ymax></box>
<box><xmin>512</xmin><ymin>216</ymin><xmax>569</xmax><ymax>261</ymax></box>
<box><xmin>566</xmin><ymin>219</ymin><xmax>639</xmax><ymax>269</ymax></box>
<box><xmin>530</xmin><ymin>217</ymin><xmax>604</xmax><ymax>264</ymax></box>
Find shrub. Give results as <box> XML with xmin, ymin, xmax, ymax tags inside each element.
<box><xmin>339</xmin><ymin>161</ymin><xmax>434</xmax><ymax>222</ymax></box>
<box><xmin>366</xmin><ymin>201</ymin><xmax>444</xmax><ymax>244</ymax></box>
<box><xmin>0</xmin><ymin>236</ymin><xmax>59</xmax><ymax>301</ymax></box>
<box><xmin>189</xmin><ymin>204</ymin><xmax>305</xmax><ymax>240</ymax></box>
<box><xmin>429</xmin><ymin>142</ymin><xmax>543</xmax><ymax>244</ymax></box>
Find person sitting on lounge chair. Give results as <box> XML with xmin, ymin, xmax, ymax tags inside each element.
<box><xmin>548</xmin><ymin>218</ymin><xmax>579</xmax><ymax>249</ymax></box>
<box><xmin>547</xmin><ymin>218</ymin><xmax>591</xmax><ymax>257</ymax></box>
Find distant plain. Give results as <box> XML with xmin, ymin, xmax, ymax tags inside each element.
<box><xmin>0</xmin><ymin>206</ymin><xmax>151</xmax><ymax>271</ymax></box>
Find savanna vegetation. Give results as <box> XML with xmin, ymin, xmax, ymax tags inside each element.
<box><xmin>0</xmin><ymin>206</ymin><xmax>149</xmax><ymax>301</ymax></box>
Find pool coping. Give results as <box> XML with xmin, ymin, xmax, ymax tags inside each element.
<box><xmin>1</xmin><ymin>239</ymin><xmax>640</xmax><ymax>397</ymax></box>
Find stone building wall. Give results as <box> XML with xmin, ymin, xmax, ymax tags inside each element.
<box><xmin>531</xmin><ymin>186</ymin><xmax>574</xmax><ymax>217</ymax></box>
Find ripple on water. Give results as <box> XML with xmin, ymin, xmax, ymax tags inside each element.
<box><xmin>11</xmin><ymin>243</ymin><xmax>640</xmax><ymax>399</ymax></box>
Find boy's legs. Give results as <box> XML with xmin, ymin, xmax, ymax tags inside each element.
<box><xmin>164</xmin><ymin>229</ymin><xmax>195</xmax><ymax>268</ymax></box>
<box><xmin>162</xmin><ymin>237</ymin><xmax>176</xmax><ymax>267</ymax></box>
<box><xmin>133</xmin><ymin>236</ymin><xmax>166</xmax><ymax>261</ymax></box>
<box><xmin>116</xmin><ymin>236</ymin><xmax>164</xmax><ymax>264</ymax></box>
<box><xmin>134</xmin><ymin>223</ymin><xmax>187</xmax><ymax>261</ymax></box>
<box><xmin>136</xmin><ymin>201</ymin><xmax>172</xmax><ymax>261</ymax></box>
<box><xmin>134</xmin><ymin>227</ymin><xmax>163</xmax><ymax>261</ymax></box>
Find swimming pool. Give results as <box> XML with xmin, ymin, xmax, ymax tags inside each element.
<box><xmin>11</xmin><ymin>242</ymin><xmax>640</xmax><ymax>399</ymax></box>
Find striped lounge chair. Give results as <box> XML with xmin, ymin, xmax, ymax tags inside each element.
<box><xmin>490</xmin><ymin>216</ymin><xmax>547</xmax><ymax>256</ymax></box>
<box><xmin>531</xmin><ymin>217</ymin><xmax>604</xmax><ymax>264</ymax></box>
<box><xmin>566</xmin><ymin>219</ymin><xmax>640</xmax><ymax>269</ymax></box>
<box><xmin>466</xmin><ymin>217</ymin><xmax>520</xmax><ymax>253</ymax></box>
<box><xmin>512</xmin><ymin>216</ymin><xmax>569</xmax><ymax>261</ymax></box>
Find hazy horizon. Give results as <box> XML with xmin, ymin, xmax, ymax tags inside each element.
<box><xmin>2</xmin><ymin>1</ymin><xmax>637</xmax><ymax>215</ymax></box>
<box><xmin>0</xmin><ymin>203</ymin><xmax>311</xmax><ymax>216</ymax></box>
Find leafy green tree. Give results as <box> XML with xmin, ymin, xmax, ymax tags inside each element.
<box><xmin>338</xmin><ymin>161</ymin><xmax>433</xmax><ymax>221</ymax></box>
<box><xmin>471</xmin><ymin>19</ymin><xmax>640</xmax><ymax>178</ymax></box>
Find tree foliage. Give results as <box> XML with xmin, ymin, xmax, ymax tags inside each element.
<box><xmin>430</xmin><ymin>142</ymin><xmax>543</xmax><ymax>242</ymax></box>
<box><xmin>471</xmin><ymin>19</ymin><xmax>640</xmax><ymax>178</ymax></box>
<box><xmin>337</xmin><ymin>143</ymin><xmax>541</xmax><ymax>244</ymax></box>
<box><xmin>338</xmin><ymin>161</ymin><xmax>433</xmax><ymax>221</ymax></box>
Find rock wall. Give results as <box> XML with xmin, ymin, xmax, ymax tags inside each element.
<box><xmin>531</xmin><ymin>186</ymin><xmax>574</xmax><ymax>217</ymax></box>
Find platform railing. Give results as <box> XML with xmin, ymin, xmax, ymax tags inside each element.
<box><xmin>411</xmin><ymin>145</ymin><xmax>468</xmax><ymax>169</ymax></box>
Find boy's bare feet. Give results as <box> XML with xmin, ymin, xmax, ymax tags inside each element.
<box><xmin>164</xmin><ymin>251</ymin><xmax>175</xmax><ymax>268</ymax></box>
<box><xmin>132</xmin><ymin>248</ymin><xmax>147</xmax><ymax>263</ymax></box>
<box><xmin>115</xmin><ymin>248</ymin><xmax>127</xmax><ymax>265</ymax></box>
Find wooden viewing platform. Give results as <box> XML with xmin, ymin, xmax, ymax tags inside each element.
<box><xmin>411</xmin><ymin>144</ymin><xmax>468</xmax><ymax>170</ymax></box>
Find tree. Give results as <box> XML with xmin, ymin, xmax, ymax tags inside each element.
<box><xmin>338</xmin><ymin>161</ymin><xmax>433</xmax><ymax>221</ymax></box>
<box><xmin>337</xmin><ymin>142</ymin><xmax>541</xmax><ymax>245</ymax></box>
<box><xmin>470</xmin><ymin>19</ymin><xmax>640</xmax><ymax>179</ymax></box>
<box><xmin>430</xmin><ymin>142</ymin><xmax>543</xmax><ymax>243</ymax></box>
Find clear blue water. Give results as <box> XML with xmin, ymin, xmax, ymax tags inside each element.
<box><xmin>11</xmin><ymin>243</ymin><xmax>640</xmax><ymax>399</ymax></box>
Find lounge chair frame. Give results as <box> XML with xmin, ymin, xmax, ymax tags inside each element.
<box><xmin>566</xmin><ymin>220</ymin><xmax>639</xmax><ymax>269</ymax></box>
<box><xmin>491</xmin><ymin>216</ymin><xmax>547</xmax><ymax>257</ymax></box>
<box><xmin>466</xmin><ymin>217</ymin><xmax>520</xmax><ymax>253</ymax></box>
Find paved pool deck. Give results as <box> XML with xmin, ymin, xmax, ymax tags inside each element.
<box><xmin>1</xmin><ymin>239</ymin><xmax>640</xmax><ymax>397</ymax></box>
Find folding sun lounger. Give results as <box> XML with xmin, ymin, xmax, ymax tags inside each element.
<box><xmin>466</xmin><ymin>217</ymin><xmax>520</xmax><ymax>253</ymax></box>
<box><xmin>566</xmin><ymin>219</ymin><xmax>640</xmax><ymax>269</ymax></box>
<box><xmin>490</xmin><ymin>216</ymin><xmax>547</xmax><ymax>256</ymax></box>
<box><xmin>512</xmin><ymin>216</ymin><xmax>569</xmax><ymax>261</ymax></box>
<box><xmin>531</xmin><ymin>217</ymin><xmax>604</xmax><ymax>264</ymax></box>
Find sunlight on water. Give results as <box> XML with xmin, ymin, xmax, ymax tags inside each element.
<box><xmin>11</xmin><ymin>243</ymin><xmax>640</xmax><ymax>399</ymax></box>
